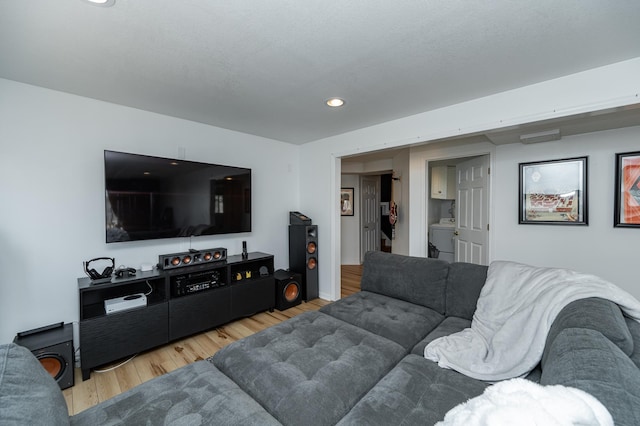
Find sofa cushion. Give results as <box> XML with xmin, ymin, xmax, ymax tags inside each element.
<box><xmin>0</xmin><ymin>343</ymin><xmax>70</xmax><ymax>426</ymax></box>
<box><xmin>337</xmin><ymin>354</ymin><xmax>488</xmax><ymax>426</ymax></box>
<box><xmin>360</xmin><ymin>251</ymin><xmax>448</xmax><ymax>314</ymax></box>
<box><xmin>625</xmin><ymin>317</ymin><xmax>640</xmax><ymax>369</ymax></box>
<box><xmin>540</xmin><ymin>328</ymin><xmax>640</xmax><ymax>426</ymax></box>
<box><xmin>542</xmin><ymin>297</ymin><xmax>633</xmax><ymax>368</ymax></box>
<box><xmin>411</xmin><ymin>316</ymin><xmax>470</xmax><ymax>356</ymax></box>
<box><xmin>211</xmin><ymin>311</ymin><xmax>405</xmax><ymax>426</ymax></box>
<box><xmin>70</xmin><ymin>360</ymin><xmax>280</xmax><ymax>426</ymax></box>
<box><xmin>445</xmin><ymin>262</ymin><xmax>487</xmax><ymax>319</ymax></box>
<box><xmin>320</xmin><ymin>291</ymin><xmax>444</xmax><ymax>350</ymax></box>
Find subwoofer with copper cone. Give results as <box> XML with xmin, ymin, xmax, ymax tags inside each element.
<box><xmin>274</xmin><ymin>269</ymin><xmax>302</xmax><ymax>310</ymax></box>
<box><xmin>14</xmin><ymin>323</ymin><xmax>74</xmax><ymax>390</ymax></box>
<box><xmin>289</xmin><ymin>224</ymin><xmax>319</xmax><ymax>301</ymax></box>
<box><xmin>159</xmin><ymin>248</ymin><xmax>227</xmax><ymax>270</ymax></box>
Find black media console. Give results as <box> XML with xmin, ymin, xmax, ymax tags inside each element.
<box><xmin>78</xmin><ymin>252</ymin><xmax>275</xmax><ymax>380</ymax></box>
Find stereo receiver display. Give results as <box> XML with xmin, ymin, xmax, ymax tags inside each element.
<box><xmin>170</xmin><ymin>269</ymin><xmax>225</xmax><ymax>297</ymax></box>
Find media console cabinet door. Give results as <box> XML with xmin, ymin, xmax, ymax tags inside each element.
<box><xmin>231</xmin><ymin>277</ymin><xmax>276</xmax><ymax>318</ymax></box>
<box><xmin>80</xmin><ymin>303</ymin><xmax>168</xmax><ymax>380</ymax></box>
<box><xmin>168</xmin><ymin>287</ymin><xmax>232</xmax><ymax>341</ymax></box>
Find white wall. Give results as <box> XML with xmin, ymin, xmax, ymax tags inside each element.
<box><xmin>407</xmin><ymin>129</ymin><xmax>640</xmax><ymax>301</ymax></box>
<box><xmin>493</xmin><ymin>126</ymin><xmax>640</xmax><ymax>296</ymax></box>
<box><xmin>299</xmin><ymin>58</ymin><xmax>640</xmax><ymax>303</ymax></box>
<box><xmin>0</xmin><ymin>79</ymin><xmax>300</xmax><ymax>343</ymax></box>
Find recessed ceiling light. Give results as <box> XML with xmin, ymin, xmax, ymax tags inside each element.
<box><xmin>326</xmin><ymin>98</ymin><xmax>345</xmax><ymax>108</ymax></box>
<box><xmin>83</xmin><ymin>0</ymin><xmax>116</xmax><ymax>6</ymax></box>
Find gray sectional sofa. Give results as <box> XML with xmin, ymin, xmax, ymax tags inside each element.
<box><xmin>2</xmin><ymin>251</ymin><xmax>640</xmax><ymax>425</ymax></box>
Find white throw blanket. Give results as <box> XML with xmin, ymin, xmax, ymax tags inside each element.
<box><xmin>425</xmin><ymin>261</ymin><xmax>640</xmax><ymax>381</ymax></box>
<box><xmin>436</xmin><ymin>378</ymin><xmax>613</xmax><ymax>426</ymax></box>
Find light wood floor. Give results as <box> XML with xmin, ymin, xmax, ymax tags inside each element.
<box><xmin>341</xmin><ymin>264</ymin><xmax>363</xmax><ymax>298</ymax></box>
<box><xmin>64</xmin><ymin>265</ymin><xmax>363</xmax><ymax>415</ymax></box>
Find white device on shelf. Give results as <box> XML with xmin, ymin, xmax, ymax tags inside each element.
<box><xmin>140</xmin><ymin>263</ymin><xmax>154</xmax><ymax>272</ymax></box>
<box><xmin>104</xmin><ymin>293</ymin><xmax>147</xmax><ymax>314</ymax></box>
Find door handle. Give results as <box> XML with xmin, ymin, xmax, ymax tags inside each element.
<box><xmin>453</xmin><ymin>231</ymin><xmax>459</xmax><ymax>236</ymax></box>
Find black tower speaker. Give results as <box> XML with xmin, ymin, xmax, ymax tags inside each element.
<box><xmin>14</xmin><ymin>323</ymin><xmax>74</xmax><ymax>390</ymax></box>
<box><xmin>289</xmin><ymin>224</ymin><xmax>318</xmax><ymax>301</ymax></box>
<box><xmin>274</xmin><ymin>269</ymin><xmax>302</xmax><ymax>310</ymax></box>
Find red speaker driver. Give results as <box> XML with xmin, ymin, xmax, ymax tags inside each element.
<box><xmin>307</xmin><ymin>242</ymin><xmax>316</xmax><ymax>254</ymax></box>
<box><xmin>38</xmin><ymin>354</ymin><xmax>65</xmax><ymax>380</ymax></box>
<box><xmin>203</xmin><ymin>252</ymin><xmax>212</xmax><ymax>261</ymax></box>
<box><xmin>284</xmin><ymin>282</ymin><xmax>300</xmax><ymax>302</ymax></box>
<box><xmin>213</xmin><ymin>251</ymin><xmax>222</xmax><ymax>260</ymax></box>
<box><xmin>182</xmin><ymin>255</ymin><xmax>192</xmax><ymax>264</ymax></box>
<box><xmin>171</xmin><ymin>257</ymin><xmax>181</xmax><ymax>266</ymax></box>
<box><xmin>307</xmin><ymin>257</ymin><xmax>317</xmax><ymax>270</ymax></box>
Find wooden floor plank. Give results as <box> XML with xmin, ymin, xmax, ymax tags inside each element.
<box><xmin>224</xmin><ymin>321</ymin><xmax>259</xmax><ymax>340</ymax></box>
<box><xmin>341</xmin><ymin>264</ymin><xmax>363</xmax><ymax>298</ymax></box>
<box><xmin>114</xmin><ymin>359</ymin><xmax>142</xmax><ymax>393</ymax></box>
<box><xmin>168</xmin><ymin>338</ymin><xmax>208</xmax><ymax>367</ymax></box>
<box><xmin>133</xmin><ymin>348</ymin><xmax>178</xmax><ymax>382</ymax></box>
<box><xmin>62</xmin><ymin>387</ymin><xmax>74</xmax><ymax>416</ymax></box>
<box><xmin>70</xmin><ymin>367</ymin><xmax>99</xmax><ymax>415</ymax></box>
<box><xmin>202</xmin><ymin>327</ymin><xmax>236</xmax><ymax>351</ymax></box>
<box><xmin>191</xmin><ymin>332</ymin><xmax>225</xmax><ymax>356</ymax></box>
<box><xmin>93</xmin><ymin>368</ymin><xmax>122</xmax><ymax>402</ymax></box>
<box><xmin>67</xmin><ymin>265</ymin><xmax>362</xmax><ymax>415</ymax></box>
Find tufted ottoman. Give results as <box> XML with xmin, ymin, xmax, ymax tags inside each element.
<box><xmin>320</xmin><ymin>291</ymin><xmax>444</xmax><ymax>350</ymax></box>
<box><xmin>337</xmin><ymin>354</ymin><xmax>489</xmax><ymax>426</ymax></box>
<box><xmin>211</xmin><ymin>311</ymin><xmax>406</xmax><ymax>426</ymax></box>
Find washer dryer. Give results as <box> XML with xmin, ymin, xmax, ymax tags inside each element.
<box><xmin>429</xmin><ymin>219</ymin><xmax>456</xmax><ymax>263</ymax></box>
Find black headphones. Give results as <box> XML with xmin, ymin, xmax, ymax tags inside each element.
<box><xmin>84</xmin><ymin>257</ymin><xmax>115</xmax><ymax>280</ymax></box>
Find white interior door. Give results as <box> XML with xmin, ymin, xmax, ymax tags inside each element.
<box><xmin>360</xmin><ymin>176</ymin><xmax>380</xmax><ymax>262</ymax></box>
<box><xmin>455</xmin><ymin>155</ymin><xmax>490</xmax><ymax>265</ymax></box>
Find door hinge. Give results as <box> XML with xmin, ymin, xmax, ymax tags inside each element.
<box><xmin>488</xmin><ymin>167</ymin><xmax>491</xmax><ymax>175</ymax></box>
<box><xmin>487</xmin><ymin>223</ymin><xmax>490</xmax><ymax>231</ymax></box>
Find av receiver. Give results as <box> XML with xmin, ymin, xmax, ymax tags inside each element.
<box><xmin>159</xmin><ymin>248</ymin><xmax>227</xmax><ymax>270</ymax></box>
<box><xmin>170</xmin><ymin>268</ymin><xmax>225</xmax><ymax>297</ymax></box>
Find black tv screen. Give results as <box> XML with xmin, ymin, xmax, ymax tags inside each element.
<box><xmin>105</xmin><ymin>150</ymin><xmax>251</xmax><ymax>243</ymax></box>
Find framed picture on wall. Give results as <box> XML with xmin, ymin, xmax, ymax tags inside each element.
<box><xmin>519</xmin><ymin>156</ymin><xmax>588</xmax><ymax>225</ymax></box>
<box><xmin>614</xmin><ymin>151</ymin><xmax>640</xmax><ymax>228</ymax></box>
<box><xmin>340</xmin><ymin>188</ymin><xmax>354</xmax><ymax>216</ymax></box>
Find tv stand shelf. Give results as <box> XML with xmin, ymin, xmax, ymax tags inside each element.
<box><xmin>78</xmin><ymin>252</ymin><xmax>275</xmax><ymax>380</ymax></box>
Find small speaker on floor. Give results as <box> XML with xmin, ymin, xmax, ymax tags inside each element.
<box><xmin>274</xmin><ymin>269</ymin><xmax>302</xmax><ymax>311</ymax></box>
<box><xmin>14</xmin><ymin>322</ymin><xmax>75</xmax><ymax>390</ymax></box>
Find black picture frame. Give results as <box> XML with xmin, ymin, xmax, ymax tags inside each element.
<box><xmin>614</xmin><ymin>151</ymin><xmax>640</xmax><ymax>228</ymax></box>
<box><xmin>519</xmin><ymin>156</ymin><xmax>588</xmax><ymax>225</ymax></box>
<box><xmin>340</xmin><ymin>187</ymin><xmax>354</xmax><ymax>216</ymax></box>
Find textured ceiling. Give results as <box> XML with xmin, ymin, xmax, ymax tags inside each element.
<box><xmin>2</xmin><ymin>1</ymin><xmax>640</xmax><ymax>144</ymax></box>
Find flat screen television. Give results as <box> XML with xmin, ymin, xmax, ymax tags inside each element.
<box><xmin>104</xmin><ymin>150</ymin><xmax>251</xmax><ymax>243</ymax></box>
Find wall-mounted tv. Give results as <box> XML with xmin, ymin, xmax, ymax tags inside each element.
<box><xmin>105</xmin><ymin>150</ymin><xmax>251</xmax><ymax>243</ymax></box>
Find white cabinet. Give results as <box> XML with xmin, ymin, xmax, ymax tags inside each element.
<box><xmin>431</xmin><ymin>166</ymin><xmax>456</xmax><ymax>199</ymax></box>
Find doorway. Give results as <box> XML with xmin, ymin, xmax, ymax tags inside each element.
<box><xmin>340</xmin><ymin>172</ymin><xmax>393</xmax><ymax>265</ymax></box>
<box><xmin>427</xmin><ymin>154</ymin><xmax>490</xmax><ymax>265</ymax></box>
<box><xmin>360</xmin><ymin>175</ymin><xmax>380</xmax><ymax>262</ymax></box>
